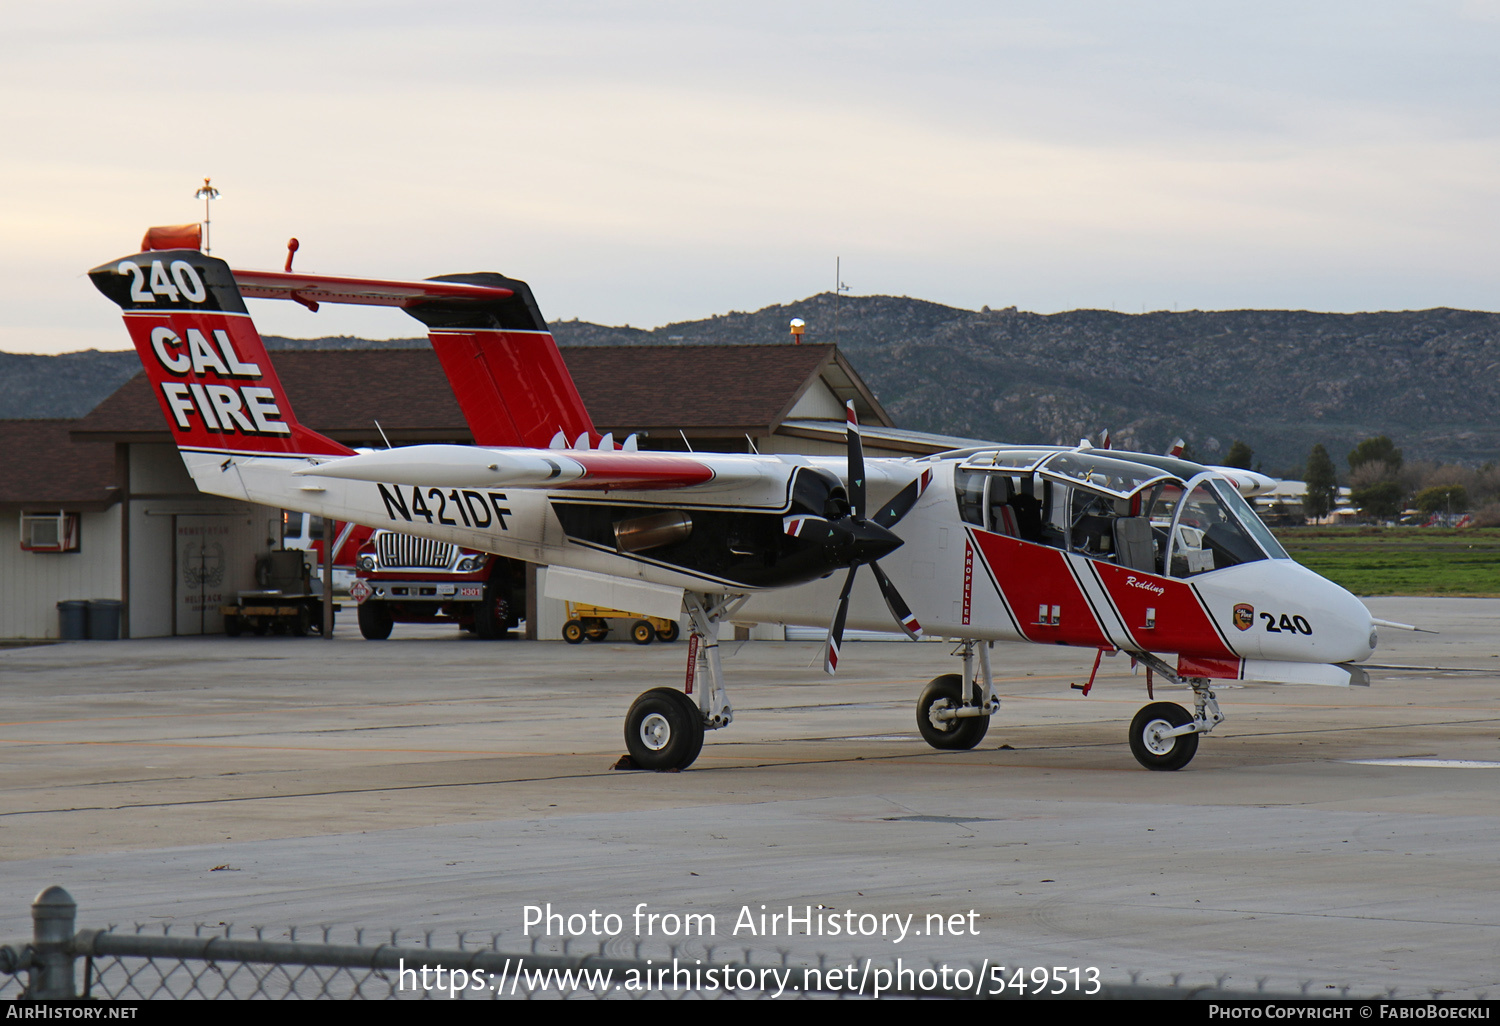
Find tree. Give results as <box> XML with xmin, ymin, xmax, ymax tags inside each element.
<box><xmin>1224</xmin><ymin>440</ymin><xmax>1254</xmax><ymax>470</ymax></box>
<box><xmin>1304</xmin><ymin>444</ymin><xmax>1338</xmax><ymax>520</ymax></box>
<box><xmin>1348</xmin><ymin>436</ymin><xmax>1403</xmax><ymax>474</ymax></box>
<box><xmin>1414</xmin><ymin>485</ymin><xmax>1468</xmax><ymax>515</ymax></box>
<box><xmin>1351</xmin><ymin>480</ymin><xmax>1404</xmax><ymax>518</ymax></box>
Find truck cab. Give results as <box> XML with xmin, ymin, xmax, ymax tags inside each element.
<box><xmin>351</xmin><ymin>529</ymin><xmax>523</xmax><ymax>640</ymax></box>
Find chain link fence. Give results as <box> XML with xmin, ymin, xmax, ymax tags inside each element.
<box><xmin>3</xmin><ymin>886</ymin><xmax>1362</xmax><ymax>1001</ymax></box>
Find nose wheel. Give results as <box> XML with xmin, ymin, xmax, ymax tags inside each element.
<box><xmin>1128</xmin><ymin>702</ymin><xmax>1199</xmax><ymax>770</ymax></box>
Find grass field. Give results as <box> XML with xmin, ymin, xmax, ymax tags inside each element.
<box><xmin>1272</xmin><ymin>526</ymin><xmax>1500</xmax><ymax>596</ymax></box>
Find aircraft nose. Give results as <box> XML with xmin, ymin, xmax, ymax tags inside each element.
<box><xmin>1311</xmin><ymin>569</ymin><xmax>1376</xmax><ymax>663</ymax></box>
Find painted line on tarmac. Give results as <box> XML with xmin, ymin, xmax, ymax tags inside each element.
<box><xmin>1345</xmin><ymin>758</ymin><xmax>1500</xmax><ymax>768</ymax></box>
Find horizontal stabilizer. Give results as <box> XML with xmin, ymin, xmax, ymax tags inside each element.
<box><xmin>232</xmin><ymin>269</ymin><xmax>513</xmax><ymax>309</ymax></box>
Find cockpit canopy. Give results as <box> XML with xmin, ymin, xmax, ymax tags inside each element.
<box><xmin>954</xmin><ymin>449</ymin><xmax>1288</xmax><ymax>578</ymax></box>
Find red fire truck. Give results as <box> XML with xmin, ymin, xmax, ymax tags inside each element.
<box><xmin>350</xmin><ymin>529</ymin><xmax>523</xmax><ymax>640</ymax></box>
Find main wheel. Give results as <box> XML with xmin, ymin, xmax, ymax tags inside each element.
<box><xmin>562</xmin><ymin>619</ymin><xmax>585</xmax><ymax>644</ymax></box>
<box><xmin>1129</xmin><ymin>702</ymin><xmax>1199</xmax><ymax>770</ymax></box>
<box><xmin>624</xmin><ymin>688</ymin><xmax>705</xmax><ymax>770</ymax></box>
<box><xmin>656</xmin><ymin>622</ymin><xmax>680</xmax><ymax>643</ymax></box>
<box><xmin>916</xmin><ymin>673</ymin><xmax>990</xmax><ymax>750</ymax></box>
<box><xmin>631</xmin><ymin>620</ymin><xmax>655</xmax><ymax>645</ymax></box>
<box><xmin>358</xmin><ymin>601</ymin><xmax>393</xmax><ymax>641</ymax></box>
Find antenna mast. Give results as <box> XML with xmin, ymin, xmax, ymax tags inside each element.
<box><xmin>193</xmin><ymin>177</ymin><xmax>220</xmax><ymax>254</ymax></box>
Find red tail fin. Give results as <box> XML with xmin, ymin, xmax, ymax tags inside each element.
<box><xmin>403</xmin><ymin>273</ymin><xmax>597</xmax><ymax>448</ymax></box>
<box><xmin>88</xmin><ymin>250</ymin><xmax>352</xmax><ymax>458</ymax></box>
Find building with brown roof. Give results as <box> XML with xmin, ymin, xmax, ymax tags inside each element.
<box><xmin>0</xmin><ymin>420</ymin><xmax>125</xmax><ymax>638</ymax></box>
<box><xmin>6</xmin><ymin>342</ymin><xmax>935</xmax><ymax>639</ymax></box>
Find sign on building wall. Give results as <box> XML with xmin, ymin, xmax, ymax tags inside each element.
<box><xmin>174</xmin><ymin>516</ymin><xmax>257</xmax><ymax>635</ymax></box>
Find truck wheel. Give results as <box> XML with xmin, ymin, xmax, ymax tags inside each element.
<box><xmin>291</xmin><ymin>605</ymin><xmax>311</xmax><ymax>637</ymax></box>
<box><xmin>475</xmin><ymin>587</ymin><xmax>510</xmax><ymax>640</ymax></box>
<box><xmin>358</xmin><ymin>601</ymin><xmax>393</xmax><ymax>640</ymax></box>
<box><xmin>562</xmin><ymin>619</ymin><xmax>585</xmax><ymax>644</ymax></box>
<box><xmin>631</xmin><ymin>620</ymin><xmax>655</xmax><ymax>645</ymax></box>
<box><xmin>224</xmin><ymin>615</ymin><xmax>243</xmax><ymax>637</ymax></box>
<box><xmin>655</xmin><ymin>622</ymin><xmax>680</xmax><ymax>643</ymax></box>
<box><xmin>585</xmin><ymin>618</ymin><xmax>609</xmax><ymax>642</ymax></box>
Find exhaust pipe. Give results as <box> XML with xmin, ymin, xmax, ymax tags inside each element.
<box><xmin>613</xmin><ymin>511</ymin><xmax>693</xmax><ymax>553</ymax></box>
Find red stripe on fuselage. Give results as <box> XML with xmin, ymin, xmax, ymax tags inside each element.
<box><xmin>1178</xmin><ymin>655</ymin><xmax>1244</xmax><ymax>680</ymax></box>
<box><xmin>969</xmin><ymin>530</ymin><xmax>1110</xmax><ymax>647</ymax></box>
<box><xmin>1089</xmin><ymin>561</ymin><xmax>1238</xmax><ymax>659</ymax></box>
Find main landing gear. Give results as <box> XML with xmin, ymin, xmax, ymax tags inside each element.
<box><xmin>622</xmin><ymin>591</ymin><xmax>742</xmax><ymax>771</ymax></box>
<box><xmin>917</xmin><ymin>640</ymin><xmax>1001</xmax><ymax>750</ymax></box>
<box><xmin>616</xmin><ymin>607</ymin><xmax>1224</xmax><ymax>772</ymax></box>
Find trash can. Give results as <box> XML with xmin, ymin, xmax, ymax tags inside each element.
<box><xmin>57</xmin><ymin>600</ymin><xmax>88</xmax><ymax>640</ymax></box>
<box><xmin>86</xmin><ymin>599</ymin><xmax>122</xmax><ymax>640</ymax></box>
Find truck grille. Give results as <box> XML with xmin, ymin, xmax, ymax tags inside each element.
<box><xmin>376</xmin><ymin>533</ymin><xmax>459</xmax><ymax>570</ymax></box>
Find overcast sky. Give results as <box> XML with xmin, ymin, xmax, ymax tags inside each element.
<box><xmin>4</xmin><ymin>1</ymin><xmax>1499</xmax><ymax>354</ymax></box>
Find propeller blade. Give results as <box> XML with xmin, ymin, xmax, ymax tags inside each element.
<box><xmin>869</xmin><ymin>561</ymin><xmax>922</xmax><ymax>640</ymax></box>
<box><xmin>823</xmin><ymin>565</ymin><xmax>860</xmax><ymax>675</ymax></box>
<box><xmin>871</xmin><ymin>468</ymin><xmax>933</xmax><ymax>528</ymax></box>
<box><xmin>844</xmin><ymin>401</ymin><xmax>865</xmax><ymax>519</ymax></box>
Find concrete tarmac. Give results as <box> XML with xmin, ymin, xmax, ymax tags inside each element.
<box><xmin>2</xmin><ymin>596</ymin><xmax>1498</xmax><ymax>997</ymax></box>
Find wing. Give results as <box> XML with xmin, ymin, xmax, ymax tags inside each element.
<box><xmin>291</xmin><ymin>443</ymin><xmax>781</xmax><ymax>492</ymax></box>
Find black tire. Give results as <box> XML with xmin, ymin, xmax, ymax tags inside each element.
<box><xmin>585</xmin><ymin>618</ymin><xmax>609</xmax><ymax>642</ymax></box>
<box><xmin>656</xmin><ymin>622</ymin><xmax>680</xmax><ymax>643</ymax></box>
<box><xmin>631</xmin><ymin>620</ymin><xmax>655</xmax><ymax>645</ymax></box>
<box><xmin>916</xmin><ymin>673</ymin><xmax>990</xmax><ymax>750</ymax></box>
<box><xmin>358</xmin><ymin>601</ymin><xmax>393</xmax><ymax>641</ymax></box>
<box><xmin>291</xmin><ymin>605</ymin><xmax>311</xmax><ymax>637</ymax></box>
<box><xmin>1129</xmin><ymin>702</ymin><xmax>1199</xmax><ymax>770</ymax></box>
<box><xmin>475</xmin><ymin>585</ymin><xmax>510</xmax><ymax>640</ymax></box>
<box><xmin>562</xmin><ymin>619</ymin><xmax>585</xmax><ymax>644</ymax></box>
<box><xmin>224</xmin><ymin>615</ymin><xmax>243</xmax><ymax>638</ymax></box>
<box><xmin>624</xmin><ymin>688</ymin><xmax>705</xmax><ymax>770</ymax></box>
<box><xmin>252</xmin><ymin>623</ymin><xmax>268</xmax><ymax>636</ymax></box>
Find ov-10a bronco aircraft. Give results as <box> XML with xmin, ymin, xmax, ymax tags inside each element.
<box><xmin>89</xmin><ymin>231</ymin><xmax>1382</xmax><ymax>772</ymax></box>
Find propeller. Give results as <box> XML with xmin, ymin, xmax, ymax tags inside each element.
<box><xmin>822</xmin><ymin>403</ymin><xmax>931</xmax><ymax>674</ymax></box>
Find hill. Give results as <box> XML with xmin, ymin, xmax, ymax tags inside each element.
<box><xmin>6</xmin><ymin>298</ymin><xmax>1498</xmax><ymax>474</ymax></box>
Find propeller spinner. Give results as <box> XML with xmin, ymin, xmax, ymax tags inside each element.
<box><xmin>822</xmin><ymin>403</ymin><xmax>930</xmax><ymax>674</ymax></box>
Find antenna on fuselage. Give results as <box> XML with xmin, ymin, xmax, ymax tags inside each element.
<box><xmin>373</xmin><ymin>420</ymin><xmax>392</xmax><ymax>449</ymax></box>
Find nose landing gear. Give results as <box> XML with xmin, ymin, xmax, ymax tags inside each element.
<box><xmin>1126</xmin><ymin>657</ymin><xmax>1224</xmax><ymax>770</ymax></box>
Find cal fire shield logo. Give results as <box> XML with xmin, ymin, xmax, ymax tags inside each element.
<box><xmin>1232</xmin><ymin>602</ymin><xmax>1254</xmax><ymax>631</ymax></box>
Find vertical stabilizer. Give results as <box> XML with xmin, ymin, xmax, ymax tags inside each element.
<box><xmin>402</xmin><ymin>272</ymin><xmax>598</xmax><ymax>448</ymax></box>
<box><xmin>88</xmin><ymin>249</ymin><xmax>353</xmax><ymax>459</ymax></box>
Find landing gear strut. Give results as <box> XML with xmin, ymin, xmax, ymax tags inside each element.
<box><xmin>620</xmin><ymin>591</ymin><xmax>743</xmax><ymax>771</ymax></box>
<box><xmin>1127</xmin><ymin>655</ymin><xmax>1224</xmax><ymax>771</ymax></box>
<box><xmin>915</xmin><ymin>640</ymin><xmax>1000</xmax><ymax>751</ymax></box>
